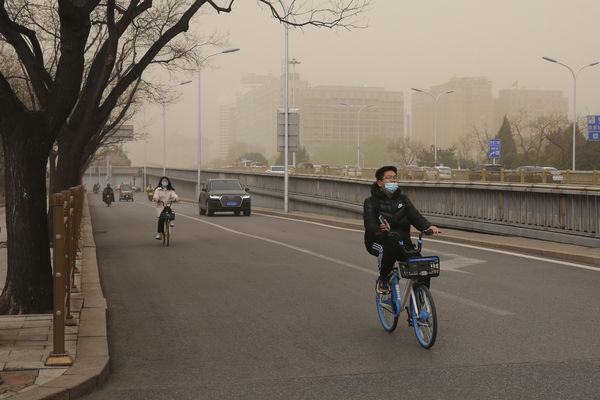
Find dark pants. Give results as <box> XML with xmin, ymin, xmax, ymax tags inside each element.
<box><xmin>157</xmin><ymin>218</ymin><xmax>165</xmax><ymax>234</ymax></box>
<box><xmin>372</xmin><ymin>236</ymin><xmax>430</xmax><ymax>288</ymax></box>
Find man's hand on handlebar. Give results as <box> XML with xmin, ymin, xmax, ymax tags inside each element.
<box><xmin>425</xmin><ymin>226</ymin><xmax>441</xmax><ymax>235</ymax></box>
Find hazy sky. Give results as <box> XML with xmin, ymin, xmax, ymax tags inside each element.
<box><xmin>126</xmin><ymin>0</ymin><xmax>600</xmax><ymax>168</ymax></box>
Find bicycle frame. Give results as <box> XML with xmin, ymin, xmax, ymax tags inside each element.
<box><xmin>389</xmin><ymin>269</ymin><xmax>414</xmax><ymax>317</ymax></box>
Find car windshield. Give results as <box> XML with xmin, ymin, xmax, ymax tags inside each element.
<box><xmin>121</xmin><ymin>185</ymin><xmax>131</xmax><ymax>190</ymax></box>
<box><xmin>438</xmin><ymin>167</ymin><xmax>451</xmax><ymax>172</ymax></box>
<box><xmin>270</xmin><ymin>166</ymin><xmax>284</xmax><ymax>171</ymax></box>
<box><xmin>210</xmin><ymin>180</ymin><xmax>243</xmax><ymax>191</ymax></box>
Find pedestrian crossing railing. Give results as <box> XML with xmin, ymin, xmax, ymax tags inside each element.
<box><xmin>45</xmin><ymin>185</ymin><xmax>84</xmax><ymax>366</ymax></box>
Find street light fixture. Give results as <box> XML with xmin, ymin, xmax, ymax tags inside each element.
<box><xmin>412</xmin><ymin>88</ymin><xmax>454</xmax><ymax>166</ymax></box>
<box><xmin>340</xmin><ymin>103</ymin><xmax>375</xmax><ymax>169</ymax></box>
<box><xmin>161</xmin><ymin>80</ymin><xmax>192</xmax><ymax>176</ymax></box>
<box><xmin>197</xmin><ymin>48</ymin><xmax>240</xmax><ymax>199</ymax></box>
<box><xmin>542</xmin><ymin>56</ymin><xmax>599</xmax><ymax>171</ymax></box>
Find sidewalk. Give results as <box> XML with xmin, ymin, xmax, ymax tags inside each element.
<box><xmin>0</xmin><ymin>198</ymin><xmax>109</xmax><ymax>399</ymax></box>
<box><xmin>0</xmin><ymin>202</ymin><xmax>598</xmax><ymax>399</ymax></box>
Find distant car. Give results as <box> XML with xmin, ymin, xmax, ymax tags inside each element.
<box><xmin>405</xmin><ymin>165</ymin><xmax>427</xmax><ymax>179</ymax></box>
<box><xmin>541</xmin><ymin>166</ymin><xmax>564</xmax><ymax>182</ymax></box>
<box><xmin>473</xmin><ymin>164</ymin><xmax>504</xmax><ymax>175</ymax></box>
<box><xmin>297</xmin><ymin>162</ymin><xmax>314</xmax><ymax>169</ymax></box>
<box><xmin>198</xmin><ymin>179</ymin><xmax>251</xmax><ymax>216</ymax></box>
<box><xmin>265</xmin><ymin>165</ymin><xmax>286</xmax><ymax>174</ymax></box>
<box><xmin>342</xmin><ymin>165</ymin><xmax>362</xmax><ymax>177</ymax></box>
<box><xmin>250</xmin><ymin>161</ymin><xmax>266</xmax><ymax>168</ymax></box>
<box><xmin>515</xmin><ymin>166</ymin><xmax>544</xmax><ymax>176</ymax></box>
<box><xmin>426</xmin><ymin>166</ymin><xmax>452</xmax><ymax>180</ymax></box>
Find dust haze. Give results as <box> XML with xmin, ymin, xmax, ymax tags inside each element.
<box><xmin>125</xmin><ymin>0</ymin><xmax>600</xmax><ymax>168</ymax></box>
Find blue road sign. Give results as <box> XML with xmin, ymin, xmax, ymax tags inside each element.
<box><xmin>587</xmin><ymin>115</ymin><xmax>600</xmax><ymax>141</ymax></box>
<box><xmin>489</xmin><ymin>139</ymin><xmax>501</xmax><ymax>158</ymax></box>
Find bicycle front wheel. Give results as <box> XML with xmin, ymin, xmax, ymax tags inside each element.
<box><xmin>165</xmin><ymin>223</ymin><xmax>170</xmax><ymax>246</ymax></box>
<box><xmin>410</xmin><ymin>284</ymin><xmax>437</xmax><ymax>348</ymax></box>
<box><xmin>376</xmin><ymin>280</ymin><xmax>398</xmax><ymax>332</ymax></box>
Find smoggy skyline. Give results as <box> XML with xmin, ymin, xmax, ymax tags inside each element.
<box><xmin>125</xmin><ymin>0</ymin><xmax>600</xmax><ymax>168</ymax></box>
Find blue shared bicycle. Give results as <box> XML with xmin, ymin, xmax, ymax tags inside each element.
<box><xmin>375</xmin><ymin>230</ymin><xmax>440</xmax><ymax>348</ymax></box>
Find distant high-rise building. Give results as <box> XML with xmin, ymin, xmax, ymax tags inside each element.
<box><xmin>223</xmin><ymin>73</ymin><xmax>404</xmax><ymax>160</ymax></box>
<box><xmin>412</xmin><ymin>77</ymin><xmax>569</xmax><ymax>151</ymax></box>
<box><xmin>412</xmin><ymin>76</ymin><xmax>494</xmax><ymax>149</ymax></box>
<box><xmin>494</xmin><ymin>88</ymin><xmax>568</xmax><ymax>125</ymax></box>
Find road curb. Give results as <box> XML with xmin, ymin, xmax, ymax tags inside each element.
<box><xmin>10</xmin><ymin>195</ymin><xmax>109</xmax><ymax>400</ymax></box>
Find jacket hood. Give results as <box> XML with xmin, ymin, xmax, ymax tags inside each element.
<box><xmin>370</xmin><ymin>181</ymin><xmax>402</xmax><ymax>199</ymax></box>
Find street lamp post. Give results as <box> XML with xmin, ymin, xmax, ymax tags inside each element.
<box><xmin>340</xmin><ymin>103</ymin><xmax>374</xmax><ymax>169</ymax></box>
<box><xmin>289</xmin><ymin>57</ymin><xmax>301</xmax><ymax>167</ymax></box>
<box><xmin>542</xmin><ymin>57</ymin><xmax>599</xmax><ymax>171</ymax></box>
<box><xmin>161</xmin><ymin>80</ymin><xmax>192</xmax><ymax>176</ymax></box>
<box><xmin>278</xmin><ymin>0</ymin><xmax>294</xmax><ymax>212</ymax></box>
<box><xmin>412</xmin><ymin>88</ymin><xmax>454</xmax><ymax>166</ymax></box>
<box><xmin>197</xmin><ymin>48</ymin><xmax>240</xmax><ymax>200</ymax></box>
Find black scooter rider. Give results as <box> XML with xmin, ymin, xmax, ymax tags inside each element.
<box><xmin>103</xmin><ymin>183</ymin><xmax>115</xmax><ymax>206</ymax></box>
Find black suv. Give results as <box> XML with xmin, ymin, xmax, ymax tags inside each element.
<box><xmin>473</xmin><ymin>164</ymin><xmax>504</xmax><ymax>174</ymax></box>
<box><xmin>199</xmin><ymin>179</ymin><xmax>251</xmax><ymax>216</ymax></box>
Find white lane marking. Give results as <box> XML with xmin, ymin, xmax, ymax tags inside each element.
<box><xmin>253</xmin><ymin>212</ymin><xmax>600</xmax><ymax>273</ymax></box>
<box><xmin>145</xmin><ymin>203</ymin><xmax>513</xmax><ymax>316</ymax></box>
<box><xmin>431</xmin><ymin>289</ymin><xmax>513</xmax><ymax>316</ymax></box>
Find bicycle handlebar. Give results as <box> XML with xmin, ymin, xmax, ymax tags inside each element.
<box><xmin>380</xmin><ymin>215</ymin><xmax>439</xmax><ymax>255</ymax></box>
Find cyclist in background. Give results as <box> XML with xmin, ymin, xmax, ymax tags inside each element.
<box><xmin>153</xmin><ymin>176</ymin><xmax>180</xmax><ymax>240</ymax></box>
<box><xmin>363</xmin><ymin>166</ymin><xmax>440</xmax><ymax>293</ymax></box>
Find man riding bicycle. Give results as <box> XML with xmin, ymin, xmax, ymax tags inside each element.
<box><xmin>364</xmin><ymin>166</ymin><xmax>440</xmax><ymax>293</ymax></box>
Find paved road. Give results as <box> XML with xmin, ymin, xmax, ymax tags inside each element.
<box><xmin>82</xmin><ymin>193</ymin><xmax>600</xmax><ymax>400</ymax></box>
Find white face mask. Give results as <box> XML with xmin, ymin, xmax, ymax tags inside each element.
<box><xmin>161</xmin><ymin>181</ymin><xmax>168</xmax><ymax>188</ymax></box>
<box><xmin>384</xmin><ymin>182</ymin><xmax>399</xmax><ymax>193</ymax></box>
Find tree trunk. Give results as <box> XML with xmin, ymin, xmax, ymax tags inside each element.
<box><xmin>0</xmin><ymin>122</ymin><xmax>53</xmax><ymax>314</ymax></box>
<box><xmin>51</xmin><ymin>127</ymin><xmax>88</xmax><ymax>196</ymax></box>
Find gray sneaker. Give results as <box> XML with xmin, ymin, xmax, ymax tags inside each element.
<box><xmin>377</xmin><ymin>279</ymin><xmax>390</xmax><ymax>293</ymax></box>
<box><xmin>155</xmin><ymin>233</ymin><xmax>162</xmax><ymax>240</ymax></box>
<box><xmin>170</xmin><ymin>222</ymin><xmax>175</xmax><ymax>227</ymax></box>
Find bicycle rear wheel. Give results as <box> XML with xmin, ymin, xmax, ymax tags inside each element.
<box><xmin>376</xmin><ymin>279</ymin><xmax>398</xmax><ymax>332</ymax></box>
<box><xmin>409</xmin><ymin>284</ymin><xmax>437</xmax><ymax>348</ymax></box>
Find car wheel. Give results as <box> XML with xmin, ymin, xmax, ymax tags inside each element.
<box><xmin>234</xmin><ymin>211</ymin><xmax>241</xmax><ymax>216</ymax></box>
<box><xmin>207</xmin><ymin>204</ymin><xmax>214</xmax><ymax>216</ymax></box>
<box><xmin>243</xmin><ymin>209</ymin><xmax>251</xmax><ymax>216</ymax></box>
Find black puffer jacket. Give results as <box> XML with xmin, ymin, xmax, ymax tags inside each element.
<box><xmin>363</xmin><ymin>182</ymin><xmax>431</xmax><ymax>255</ymax></box>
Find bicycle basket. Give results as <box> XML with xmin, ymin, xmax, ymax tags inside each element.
<box><xmin>398</xmin><ymin>256</ymin><xmax>440</xmax><ymax>278</ymax></box>
<box><xmin>160</xmin><ymin>206</ymin><xmax>175</xmax><ymax>220</ymax></box>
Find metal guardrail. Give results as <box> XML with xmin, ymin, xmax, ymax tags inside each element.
<box><xmin>226</xmin><ymin>166</ymin><xmax>600</xmax><ymax>186</ymax></box>
<box><xmin>45</xmin><ymin>185</ymin><xmax>84</xmax><ymax>366</ymax></box>
<box><xmin>143</xmin><ymin>166</ymin><xmax>600</xmax><ymax>246</ymax></box>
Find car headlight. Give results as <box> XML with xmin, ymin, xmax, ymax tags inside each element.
<box><xmin>209</xmin><ymin>195</ymin><xmax>221</xmax><ymax>199</ymax></box>
<box><xmin>241</xmin><ymin>195</ymin><xmax>250</xmax><ymax>199</ymax></box>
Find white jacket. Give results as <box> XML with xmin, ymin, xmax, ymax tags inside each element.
<box><xmin>153</xmin><ymin>187</ymin><xmax>179</xmax><ymax>217</ymax></box>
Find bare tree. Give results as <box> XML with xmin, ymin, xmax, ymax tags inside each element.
<box><xmin>394</xmin><ymin>137</ymin><xmax>423</xmax><ymax>166</ymax></box>
<box><xmin>470</xmin><ymin>125</ymin><xmax>493</xmax><ymax>163</ymax></box>
<box><xmin>0</xmin><ymin>0</ymin><xmax>370</xmax><ymax>313</ymax></box>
